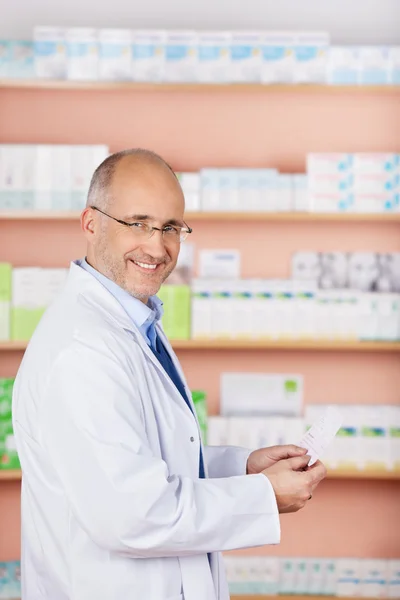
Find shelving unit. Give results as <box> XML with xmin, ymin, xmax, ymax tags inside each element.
<box><xmin>2</xmin><ymin>469</ymin><xmax>398</xmax><ymax>482</ymax></box>
<box><xmin>1</xmin><ymin>66</ymin><xmax>399</xmax><ymax>570</ymax></box>
<box><xmin>1</xmin><ymin>340</ymin><xmax>400</xmax><ymax>352</ymax></box>
<box><xmin>1</xmin><ymin>79</ymin><xmax>399</xmax><ymax>93</ymax></box>
<box><xmin>1</xmin><ymin>210</ymin><xmax>400</xmax><ymax>222</ymax></box>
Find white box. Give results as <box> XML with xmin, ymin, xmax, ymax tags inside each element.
<box><xmin>164</xmin><ymin>31</ymin><xmax>197</xmax><ymax>82</ymax></box>
<box><xmin>98</xmin><ymin>29</ymin><xmax>131</xmax><ymax>81</ymax></box>
<box><xmin>348</xmin><ymin>252</ymin><xmax>380</xmax><ymax>292</ymax></box>
<box><xmin>219</xmin><ymin>169</ymin><xmax>239</xmax><ymax>211</ymax></box>
<box><xmin>292</xmin><ymin>558</ymin><xmax>311</xmax><ymax>595</ymax></box>
<box><xmin>200</xmin><ymin>169</ymin><xmax>220</xmax><ymax>211</ymax></box>
<box><xmin>388</xmin><ymin>406</ymin><xmax>400</xmax><ymax>472</ymax></box>
<box><xmin>210</xmin><ymin>280</ymin><xmax>235</xmax><ymax>339</ymax></box>
<box><xmin>51</xmin><ymin>146</ymin><xmax>72</xmax><ymax>210</ymax></box>
<box><xmin>353</xmin><ymin>153</ymin><xmax>399</xmax><ymax>175</ymax></box>
<box><xmin>293</xmin><ymin>32</ymin><xmax>330</xmax><ymax>83</ymax></box>
<box><xmin>259</xmin><ymin>169</ymin><xmax>280</xmax><ymax>211</ymax></box>
<box><xmin>292</xmin><ymin>251</ymin><xmax>321</xmax><ymax>282</ymax></box>
<box><xmin>308</xmin><ymin>172</ymin><xmax>354</xmax><ymax>194</ymax></box>
<box><xmin>389</xmin><ymin>47</ymin><xmax>400</xmax><ymax>85</ymax></box>
<box><xmin>12</xmin><ymin>268</ymin><xmax>42</xmax><ymax>309</ymax></box>
<box><xmin>293</xmin><ymin>174</ymin><xmax>309</xmax><ymax>211</ymax></box>
<box><xmin>307</xmin><ymin>153</ymin><xmax>353</xmax><ymax>174</ymax></box>
<box><xmin>197</xmin><ymin>31</ymin><xmax>231</xmax><ymax>83</ymax></box>
<box><xmin>251</xmin><ymin>279</ymin><xmax>275</xmax><ymax>339</ymax></box>
<box><xmin>0</xmin><ymin>41</ymin><xmax>11</xmax><ymax>78</ymax></box>
<box><xmin>70</xmin><ymin>145</ymin><xmax>109</xmax><ymax>210</ymax></box>
<box><xmin>177</xmin><ymin>172</ymin><xmax>200</xmax><ymax>212</ymax></box>
<box><xmin>34</xmin><ymin>145</ymin><xmax>53</xmax><ymax>211</ymax></box>
<box><xmin>232</xmin><ymin>280</ymin><xmax>253</xmax><ymax>339</ymax></box>
<box><xmin>319</xmin><ymin>252</ymin><xmax>348</xmax><ymax>290</ymax></box>
<box><xmin>358</xmin><ymin>293</ymin><xmax>380</xmax><ymax>341</ymax></box>
<box><xmin>327</xmin><ymin>46</ymin><xmax>360</xmax><ymax>84</ymax></box>
<box><xmin>360</xmin><ymin>559</ymin><xmax>388</xmax><ymax>598</ymax></box>
<box><xmin>328</xmin><ymin>405</ymin><xmax>362</xmax><ymax>470</ymax></box>
<box><xmin>207</xmin><ymin>416</ymin><xmax>229</xmax><ymax>446</ymax></box>
<box><xmin>360</xmin><ymin>406</ymin><xmax>391</xmax><ymax>470</ymax></box>
<box><xmin>260</xmin><ymin>31</ymin><xmax>295</xmax><ymax>84</ymax></box>
<box><xmin>40</xmin><ymin>269</ymin><xmax>69</xmax><ymax>307</ymax></box>
<box><xmin>309</xmin><ymin>191</ymin><xmax>354</xmax><ymax>213</ymax></box>
<box><xmin>279</xmin><ymin>558</ymin><xmax>297</xmax><ymax>594</ymax></box>
<box><xmin>66</xmin><ymin>28</ymin><xmax>99</xmax><ymax>81</ymax></box>
<box><xmin>359</xmin><ymin>46</ymin><xmax>390</xmax><ymax>85</ymax></box>
<box><xmin>259</xmin><ymin>557</ymin><xmax>280</xmax><ymax>595</ymax></box>
<box><xmin>199</xmin><ymin>250</ymin><xmax>240</xmax><ymax>279</ymax></box>
<box><xmin>237</xmin><ymin>169</ymin><xmax>259</xmax><ymax>212</ymax></box>
<box><xmin>292</xmin><ymin>280</ymin><xmax>318</xmax><ymax>339</ymax></box>
<box><xmin>322</xmin><ymin>559</ymin><xmax>338</xmax><ymax>596</ymax></box>
<box><xmin>388</xmin><ymin>560</ymin><xmax>400</xmax><ymax>598</ymax></box>
<box><xmin>227</xmin><ymin>417</ymin><xmax>259</xmax><ymax>448</ymax></box>
<box><xmin>230</xmin><ymin>31</ymin><xmax>262</xmax><ymax>83</ymax></box>
<box><xmin>9</xmin><ymin>41</ymin><xmax>35</xmax><ymax>79</ymax></box>
<box><xmin>377</xmin><ymin>294</ymin><xmax>400</xmax><ymax>341</ymax></box>
<box><xmin>131</xmin><ymin>30</ymin><xmax>166</xmax><ymax>82</ymax></box>
<box><xmin>337</xmin><ymin>558</ymin><xmax>361</xmax><ymax>597</ymax></box>
<box><xmin>277</xmin><ymin>174</ymin><xmax>293</xmax><ymax>211</ymax></box>
<box><xmin>191</xmin><ymin>279</ymin><xmax>212</xmax><ymax>339</ymax></box>
<box><xmin>353</xmin><ymin>173</ymin><xmax>399</xmax><ymax>195</ymax></box>
<box><xmin>34</xmin><ymin>26</ymin><xmax>67</xmax><ymax>79</ymax></box>
<box><xmin>221</xmin><ymin>373</ymin><xmax>303</xmax><ymax>417</ymax></box>
<box><xmin>377</xmin><ymin>253</ymin><xmax>400</xmax><ymax>294</ymax></box>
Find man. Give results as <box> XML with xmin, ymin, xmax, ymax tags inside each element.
<box><xmin>13</xmin><ymin>149</ymin><xmax>326</xmax><ymax>600</ymax></box>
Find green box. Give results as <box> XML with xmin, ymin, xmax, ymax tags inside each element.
<box><xmin>158</xmin><ymin>285</ymin><xmax>191</xmax><ymax>340</ymax></box>
<box><xmin>0</xmin><ymin>264</ymin><xmax>12</xmax><ymax>302</ymax></box>
<box><xmin>192</xmin><ymin>390</ymin><xmax>207</xmax><ymax>445</ymax></box>
<box><xmin>11</xmin><ymin>307</ymin><xmax>46</xmax><ymax>341</ymax></box>
<box><xmin>0</xmin><ymin>377</ymin><xmax>20</xmax><ymax>470</ymax></box>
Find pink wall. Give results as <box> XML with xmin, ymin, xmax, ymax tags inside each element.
<box><xmin>1</xmin><ymin>85</ymin><xmax>399</xmax><ymax>563</ymax></box>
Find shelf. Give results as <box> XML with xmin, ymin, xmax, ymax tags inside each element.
<box><xmin>0</xmin><ymin>341</ymin><xmax>28</xmax><ymax>351</ymax></box>
<box><xmin>1</xmin><ymin>80</ymin><xmax>399</xmax><ymax>93</ymax></box>
<box><xmin>1</xmin><ymin>470</ymin><xmax>398</xmax><ymax>483</ymax></box>
<box><xmin>2</xmin><ymin>340</ymin><xmax>400</xmax><ymax>352</ymax></box>
<box><xmin>170</xmin><ymin>340</ymin><xmax>400</xmax><ymax>352</ymax></box>
<box><xmin>0</xmin><ymin>470</ymin><xmax>21</xmax><ymax>481</ymax></box>
<box><xmin>1</xmin><ymin>210</ymin><xmax>400</xmax><ymax>222</ymax></box>
<box><xmin>327</xmin><ymin>469</ymin><xmax>400</xmax><ymax>481</ymax></box>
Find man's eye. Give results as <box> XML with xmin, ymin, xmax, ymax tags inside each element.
<box><xmin>163</xmin><ymin>225</ymin><xmax>178</xmax><ymax>234</ymax></box>
<box><xmin>131</xmin><ymin>222</ymin><xmax>146</xmax><ymax>229</ymax></box>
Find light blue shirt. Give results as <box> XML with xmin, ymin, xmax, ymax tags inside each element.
<box><xmin>77</xmin><ymin>258</ymin><xmax>163</xmax><ymax>350</ymax></box>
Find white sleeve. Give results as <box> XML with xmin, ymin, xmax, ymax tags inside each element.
<box><xmin>41</xmin><ymin>343</ymin><xmax>280</xmax><ymax>559</ymax></box>
<box><xmin>204</xmin><ymin>445</ymin><xmax>251</xmax><ymax>478</ymax></box>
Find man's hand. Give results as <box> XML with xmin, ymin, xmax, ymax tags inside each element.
<box><xmin>246</xmin><ymin>445</ymin><xmax>308</xmax><ymax>475</ymax></box>
<box><xmin>262</xmin><ymin>456</ymin><xmax>327</xmax><ymax>513</ymax></box>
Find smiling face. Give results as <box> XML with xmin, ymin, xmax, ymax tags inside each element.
<box><xmin>82</xmin><ymin>155</ymin><xmax>185</xmax><ymax>303</ymax></box>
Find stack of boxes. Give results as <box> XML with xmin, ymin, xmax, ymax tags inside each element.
<box><xmin>1</xmin><ymin>28</ymin><xmax>400</xmax><ymax>85</ymax></box>
<box><xmin>0</xmin><ymin>561</ymin><xmax>21</xmax><ymax>599</ymax></box>
<box><xmin>0</xmin><ymin>144</ymin><xmax>109</xmax><ymax>211</ymax></box>
<box><xmin>224</xmin><ymin>556</ymin><xmax>400</xmax><ymax>598</ymax></box>
<box><xmin>208</xmin><ymin>372</ymin><xmax>400</xmax><ymax>473</ymax></box>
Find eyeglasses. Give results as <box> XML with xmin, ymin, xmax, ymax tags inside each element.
<box><xmin>90</xmin><ymin>206</ymin><xmax>193</xmax><ymax>243</ymax></box>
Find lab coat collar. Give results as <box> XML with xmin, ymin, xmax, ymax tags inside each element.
<box><xmin>67</xmin><ymin>262</ymin><xmax>197</xmax><ymax>421</ymax></box>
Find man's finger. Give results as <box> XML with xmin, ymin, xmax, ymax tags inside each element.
<box><xmin>267</xmin><ymin>444</ymin><xmax>308</xmax><ymax>460</ymax></box>
<box><xmin>287</xmin><ymin>454</ymin><xmax>311</xmax><ymax>470</ymax></box>
<box><xmin>306</xmin><ymin>461</ymin><xmax>327</xmax><ymax>484</ymax></box>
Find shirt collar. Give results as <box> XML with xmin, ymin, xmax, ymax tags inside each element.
<box><xmin>75</xmin><ymin>258</ymin><xmax>163</xmax><ymax>331</ymax></box>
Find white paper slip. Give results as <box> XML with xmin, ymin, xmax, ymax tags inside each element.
<box><xmin>298</xmin><ymin>406</ymin><xmax>343</xmax><ymax>466</ymax></box>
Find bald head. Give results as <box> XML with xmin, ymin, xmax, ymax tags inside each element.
<box><xmin>87</xmin><ymin>148</ymin><xmax>177</xmax><ymax>210</ymax></box>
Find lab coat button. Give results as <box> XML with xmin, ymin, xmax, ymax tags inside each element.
<box><xmin>190</xmin><ymin>436</ymin><xmax>195</xmax><ymax>442</ymax></box>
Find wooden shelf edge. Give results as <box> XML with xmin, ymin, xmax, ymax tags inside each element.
<box><xmin>0</xmin><ymin>470</ymin><xmax>21</xmax><ymax>481</ymax></box>
<box><xmin>1</xmin><ymin>79</ymin><xmax>399</xmax><ymax>93</ymax></box>
<box><xmin>1</xmin><ymin>470</ymin><xmax>398</xmax><ymax>483</ymax></box>
<box><xmin>1</xmin><ymin>211</ymin><xmax>400</xmax><ymax>222</ymax></box>
<box><xmin>2</xmin><ymin>340</ymin><xmax>400</xmax><ymax>352</ymax></box>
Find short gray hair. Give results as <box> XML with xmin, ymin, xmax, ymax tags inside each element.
<box><xmin>86</xmin><ymin>148</ymin><xmax>176</xmax><ymax>209</ymax></box>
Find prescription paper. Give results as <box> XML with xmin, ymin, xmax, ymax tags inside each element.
<box><xmin>298</xmin><ymin>406</ymin><xmax>342</xmax><ymax>465</ymax></box>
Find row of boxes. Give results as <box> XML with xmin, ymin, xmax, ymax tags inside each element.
<box><xmin>0</xmin><ymin>379</ymin><xmax>18</xmax><ymax>471</ymax></box>
<box><xmin>0</xmin><ymin>144</ymin><xmax>109</xmax><ymax>211</ymax></box>
<box><xmin>223</xmin><ymin>556</ymin><xmax>400</xmax><ymax>597</ymax></box>
<box><xmin>0</xmin><ymin>561</ymin><xmax>20</xmax><ymax>599</ymax></box>
<box><xmin>1</xmin><ymin>29</ymin><xmax>400</xmax><ymax>84</ymax></box>
<box><xmin>292</xmin><ymin>252</ymin><xmax>400</xmax><ymax>294</ymax></box>
<box><xmin>0</xmin><ymin>265</ymin><xmax>68</xmax><ymax>341</ymax></box>
<box><xmin>208</xmin><ymin>404</ymin><xmax>400</xmax><ymax>472</ymax></box>
<box><xmin>1</xmin><ymin>150</ymin><xmax>399</xmax><ymax>215</ymax></box>
<box><xmin>190</xmin><ymin>279</ymin><xmax>400</xmax><ymax>341</ymax></box>
<box><xmin>307</xmin><ymin>153</ymin><xmax>400</xmax><ymax>214</ymax></box>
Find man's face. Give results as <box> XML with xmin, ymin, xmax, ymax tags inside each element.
<box><xmin>86</xmin><ymin>158</ymin><xmax>185</xmax><ymax>302</ymax></box>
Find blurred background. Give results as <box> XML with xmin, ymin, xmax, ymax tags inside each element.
<box><xmin>0</xmin><ymin>1</ymin><xmax>400</xmax><ymax>598</ymax></box>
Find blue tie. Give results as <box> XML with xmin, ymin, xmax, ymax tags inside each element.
<box><xmin>150</xmin><ymin>330</ymin><xmax>206</xmax><ymax>479</ymax></box>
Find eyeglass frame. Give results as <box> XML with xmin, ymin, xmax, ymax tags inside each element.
<box><xmin>89</xmin><ymin>205</ymin><xmax>193</xmax><ymax>243</ymax></box>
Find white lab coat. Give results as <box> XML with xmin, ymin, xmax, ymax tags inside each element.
<box><xmin>13</xmin><ymin>262</ymin><xmax>280</xmax><ymax>600</ymax></box>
